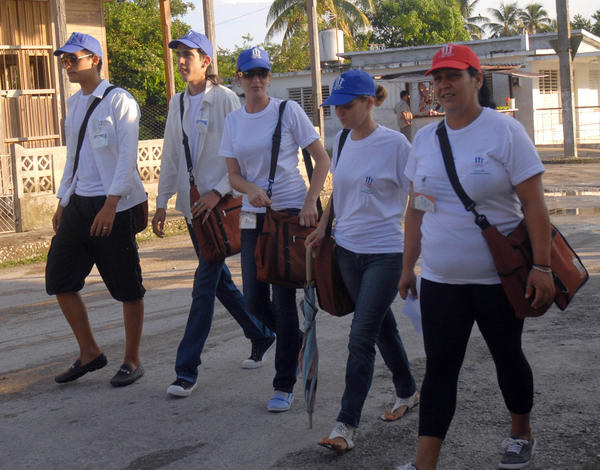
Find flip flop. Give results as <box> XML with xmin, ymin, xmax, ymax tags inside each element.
<box><xmin>318</xmin><ymin>422</ymin><xmax>355</xmax><ymax>453</ymax></box>
<box><xmin>380</xmin><ymin>391</ymin><xmax>419</xmax><ymax>422</ymax></box>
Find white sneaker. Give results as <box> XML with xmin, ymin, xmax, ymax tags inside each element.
<box><xmin>242</xmin><ymin>337</ymin><xmax>275</xmax><ymax>369</ymax></box>
<box><xmin>499</xmin><ymin>436</ymin><xmax>536</xmax><ymax>469</ymax></box>
<box><xmin>166</xmin><ymin>378</ymin><xmax>197</xmax><ymax>397</ymax></box>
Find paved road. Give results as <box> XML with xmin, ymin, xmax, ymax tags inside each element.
<box><xmin>1</xmin><ymin>164</ymin><xmax>600</xmax><ymax>469</ymax></box>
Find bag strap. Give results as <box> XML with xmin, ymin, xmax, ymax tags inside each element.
<box><xmin>325</xmin><ymin>128</ymin><xmax>351</xmax><ymax>237</ymax></box>
<box><xmin>71</xmin><ymin>85</ymin><xmax>117</xmax><ymax>178</ymax></box>
<box><xmin>180</xmin><ymin>92</ymin><xmax>196</xmax><ymax>188</ymax></box>
<box><xmin>267</xmin><ymin>100</ymin><xmax>288</xmax><ymax>198</ymax></box>
<box><xmin>436</xmin><ymin>120</ymin><xmax>490</xmax><ymax>230</ymax></box>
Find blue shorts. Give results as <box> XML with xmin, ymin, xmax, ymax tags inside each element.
<box><xmin>45</xmin><ymin>195</ymin><xmax>145</xmax><ymax>302</ymax></box>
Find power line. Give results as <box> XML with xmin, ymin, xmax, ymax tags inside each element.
<box><xmin>216</xmin><ymin>5</ymin><xmax>270</xmax><ymax>26</ymax></box>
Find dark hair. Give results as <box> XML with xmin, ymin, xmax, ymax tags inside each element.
<box><xmin>467</xmin><ymin>66</ymin><xmax>495</xmax><ymax>109</ymax></box>
<box><xmin>198</xmin><ymin>48</ymin><xmax>220</xmax><ymax>85</ymax></box>
<box><xmin>400</xmin><ymin>90</ymin><xmax>410</xmax><ymax>99</ymax></box>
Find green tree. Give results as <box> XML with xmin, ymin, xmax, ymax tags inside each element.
<box><xmin>520</xmin><ymin>2</ymin><xmax>551</xmax><ymax>34</ymax></box>
<box><xmin>593</xmin><ymin>9</ymin><xmax>600</xmax><ymax>36</ymax></box>
<box><xmin>485</xmin><ymin>2</ymin><xmax>522</xmax><ymax>37</ymax></box>
<box><xmin>570</xmin><ymin>14</ymin><xmax>592</xmax><ymax>31</ymax></box>
<box><xmin>368</xmin><ymin>0</ymin><xmax>469</xmax><ymax>49</ymax></box>
<box><xmin>459</xmin><ymin>0</ymin><xmax>489</xmax><ymax>40</ymax></box>
<box><xmin>104</xmin><ymin>0</ymin><xmax>193</xmax><ymax>138</ymax></box>
<box><xmin>266</xmin><ymin>0</ymin><xmax>374</xmax><ymax>50</ymax></box>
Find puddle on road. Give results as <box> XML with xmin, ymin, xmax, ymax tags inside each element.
<box><xmin>548</xmin><ymin>207</ymin><xmax>600</xmax><ymax>216</ymax></box>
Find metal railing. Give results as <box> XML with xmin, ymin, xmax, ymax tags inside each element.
<box><xmin>534</xmin><ymin>106</ymin><xmax>600</xmax><ymax>145</ymax></box>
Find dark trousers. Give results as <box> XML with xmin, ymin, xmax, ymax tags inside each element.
<box><xmin>419</xmin><ymin>279</ymin><xmax>534</xmax><ymax>439</ymax></box>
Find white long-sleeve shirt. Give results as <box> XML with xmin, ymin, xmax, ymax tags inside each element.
<box><xmin>57</xmin><ymin>79</ymin><xmax>147</xmax><ymax>212</ymax></box>
<box><xmin>157</xmin><ymin>81</ymin><xmax>240</xmax><ymax>221</ymax></box>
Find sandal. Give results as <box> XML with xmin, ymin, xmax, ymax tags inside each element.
<box><xmin>380</xmin><ymin>391</ymin><xmax>419</xmax><ymax>422</ymax></box>
<box><xmin>318</xmin><ymin>422</ymin><xmax>355</xmax><ymax>453</ymax></box>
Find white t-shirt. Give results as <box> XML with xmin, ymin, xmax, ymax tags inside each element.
<box><xmin>73</xmin><ymin>91</ymin><xmax>105</xmax><ymax>196</ymax></box>
<box><xmin>219</xmin><ymin>98</ymin><xmax>320</xmax><ymax>213</ymax></box>
<box><xmin>187</xmin><ymin>91</ymin><xmax>205</xmax><ymax>166</ymax></box>
<box><xmin>405</xmin><ymin>107</ymin><xmax>545</xmax><ymax>284</ymax></box>
<box><xmin>332</xmin><ymin>125</ymin><xmax>411</xmax><ymax>254</ymax></box>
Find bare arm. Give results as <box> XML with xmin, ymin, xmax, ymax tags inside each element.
<box><xmin>225</xmin><ymin>158</ymin><xmax>272</xmax><ymax>208</ymax></box>
<box><xmin>515</xmin><ymin>173</ymin><xmax>555</xmax><ymax>309</ymax></box>
<box><xmin>398</xmin><ymin>186</ymin><xmax>424</xmax><ymax>299</ymax></box>
<box><xmin>299</xmin><ymin>138</ymin><xmax>330</xmax><ymax>227</ymax></box>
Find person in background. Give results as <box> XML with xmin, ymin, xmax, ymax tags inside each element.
<box><xmin>306</xmin><ymin>69</ymin><xmax>418</xmax><ymax>453</ymax></box>
<box><xmin>220</xmin><ymin>47</ymin><xmax>329</xmax><ymax>412</ymax></box>
<box><xmin>394</xmin><ymin>90</ymin><xmax>413</xmax><ymax>141</ymax></box>
<box><xmin>396</xmin><ymin>44</ymin><xmax>554</xmax><ymax>470</ymax></box>
<box><xmin>46</xmin><ymin>32</ymin><xmax>147</xmax><ymax>387</ymax></box>
<box><xmin>152</xmin><ymin>31</ymin><xmax>275</xmax><ymax>398</ymax></box>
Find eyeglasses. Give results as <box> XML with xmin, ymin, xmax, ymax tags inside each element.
<box><xmin>240</xmin><ymin>68</ymin><xmax>269</xmax><ymax>79</ymax></box>
<box><xmin>60</xmin><ymin>53</ymin><xmax>93</xmax><ymax>68</ymax></box>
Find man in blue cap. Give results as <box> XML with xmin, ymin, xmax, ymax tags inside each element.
<box><xmin>47</xmin><ymin>32</ymin><xmax>147</xmax><ymax>387</ymax></box>
<box><xmin>152</xmin><ymin>30</ymin><xmax>275</xmax><ymax>398</ymax></box>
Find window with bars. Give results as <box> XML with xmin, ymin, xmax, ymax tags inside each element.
<box><xmin>539</xmin><ymin>70</ymin><xmax>559</xmax><ymax>94</ymax></box>
<box><xmin>590</xmin><ymin>69</ymin><xmax>600</xmax><ymax>89</ymax></box>
<box><xmin>287</xmin><ymin>86</ymin><xmax>331</xmax><ymax>118</ymax></box>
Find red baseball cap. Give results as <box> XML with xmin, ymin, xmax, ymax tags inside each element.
<box><xmin>425</xmin><ymin>44</ymin><xmax>481</xmax><ymax>75</ymax></box>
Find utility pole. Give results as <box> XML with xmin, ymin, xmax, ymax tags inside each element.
<box><xmin>203</xmin><ymin>0</ymin><xmax>218</xmax><ymax>76</ymax></box>
<box><xmin>555</xmin><ymin>0</ymin><xmax>578</xmax><ymax>157</ymax></box>
<box><xmin>159</xmin><ymin>0</ymin><xmax>176</xmax><ymax>103</ymax></box>
<box><xmin>306</xmin><ymin>0</ymin><xmax>324</xmax><ymax>138</ymax></box>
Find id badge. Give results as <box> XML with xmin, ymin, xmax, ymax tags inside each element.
<box><xmin>413</xmin><ymin>192</ymin><xmax>435</xmax><ymax>212</ymax></box>
<box><xmin>92</xmin><ymin>132</ymin><xmax>108</xmax><ymax>149</ymax></box>
<box><xmin>240</xmin><ymin>211</ymin><xmax>257</xmax><ymax>229</ymax></box>
<box><xmin>195</xmin><ymin>119</ymin><xmax>208</xmax><ymax>132</ymax></box>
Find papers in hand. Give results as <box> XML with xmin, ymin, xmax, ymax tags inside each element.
<box><xmin>402</xmin><ymin>276</ymin><xmax>422</xmax><ymax>334</ymax></box>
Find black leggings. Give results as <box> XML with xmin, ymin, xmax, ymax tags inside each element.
<box><xmin>418</xmin><ymin>279</ymin><xmax>533</xmax><ymax>439</ymax></box>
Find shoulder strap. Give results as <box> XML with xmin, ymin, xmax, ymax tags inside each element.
<box><xmin>436</xmin><ymin>120</ymin><xmax>490</xmax><ymax>230</ymax></box>
<box><xmin>266</xmin><ymin>100</ymin><xmax>288</xmax><ymax>198</ymax></box>
<box><xmin>72</xmin><ymin>85</ymin><xmax>117</xmax><ymax>178</ymax></box>
<box><xmin>180</xmin><ymin>92</ymin><xmax>195</xmax><ymax>188</ymax></box>
<box><xmin>326</xmin><ymin>128</ymin><xmax>351</xmax><ymax>236</ymax></box>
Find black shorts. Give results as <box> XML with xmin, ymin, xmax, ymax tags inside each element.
<box><xmin>45</xmin><ymin>195</ymin><xmax>145</xmax><ymax>302</ymax></box>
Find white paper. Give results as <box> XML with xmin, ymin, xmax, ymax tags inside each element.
<box><xmin>402</xmin><ymin>276</ymin><xmax>422</xmax><ymax>334</ymax></box>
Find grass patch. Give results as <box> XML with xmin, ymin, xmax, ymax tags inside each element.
<box><xmin>0</xmin><ymin>252</ymin><xmax>48</xmax><ymax>270</ymax></box>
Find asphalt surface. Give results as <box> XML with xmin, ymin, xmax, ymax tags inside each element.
<box><xmin>1</xmin><ymin>160</ymin><xmax>600</xmax><ymax>470</ymax></box>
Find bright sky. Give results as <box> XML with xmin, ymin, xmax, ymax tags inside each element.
<box><xmin>183</xmin><ymin>0</ymin><xmax>599</xmax><ymax>51</ymax></box>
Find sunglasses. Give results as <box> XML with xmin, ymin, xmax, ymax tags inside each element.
<box><xmin>240</xmin><ymin>68</ymin><xmax>269</xmax><ymax>79</ymax></box>
<box><xmin>60</xmin><ymin>53</ymin><xmax>93</xmax><ymax>68</ymax></box>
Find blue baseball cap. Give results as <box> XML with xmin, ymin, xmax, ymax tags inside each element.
<box><xmin>236</xmin><ymin>47</ymin><xmax>270</xmax><ymax>72</ymax></box>
<box><xmin>54</xmin><ymin>32</ymin><xmax>103</xmax><ymax>59</ymax></box>
<box><xmin>321</xmin><ymin>70</ymin><xmax>375</xmax><ymax>106</ymax></box>
<box><xmin>169</xmin><ymin>30</ymin><xmax>213</xmax><ymax>60</ymax></box>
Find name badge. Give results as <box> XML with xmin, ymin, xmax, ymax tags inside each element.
<box><xmin>92</xmin><ymin>132</ymin><xmax>108</xmax><ymax>149</ymax></box>
<box><xmin>196</xmin><ymin>119</ymin><xmax>208</xmax><ymax>132</ymax></box>
<box><xmin>413</xmin><ymin>193</ymin><xmax>435</xmax><ymax>212</ymax></box>
<box><xmin>240</xmin><ymin>211</ymin><xmax>257</xmax><ymax>229</ymax></box>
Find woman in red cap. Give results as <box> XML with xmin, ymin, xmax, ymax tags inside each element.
<box><xmin>396</xmin><ymin>44</ymin><xmax>554</xmax><ymax>469</ymax></box>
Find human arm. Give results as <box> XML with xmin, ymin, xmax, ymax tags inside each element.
<box><xmin>398</xmin><ymin>186</ymin><xmax>424</xmax><ymax>299</ymax></box>
<box><xmin>52</xmin><ymin>202</ymin><xmax>64</xmax><ymax>232</ymax></box>
<box><xmin>299</xmin><ymin>138</ymin><xmax>330</xmax><ymax>227</ymax></box>
<box><xmin>305</xmin><ymin>199</ymin><xmax>332</xmax><ymax>247</ymax></box>
<box><xmin>225</xmin><ymin>158</ymin><xmax>271</xmax><ymax>208</ymax></box>
<box><xmin>90</xmin><ymin>194</ymin><xmax>120</xmax><ymax>237</ymax></box>
<box><xmin>515</xmin><ymin>173</ymin><xmax>555</xmax><ymax>309</ymax></box>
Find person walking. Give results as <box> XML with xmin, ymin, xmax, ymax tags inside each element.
<box><xmin>46</xmin><ymin>32</ymin><xmax>147</xmax><ymax>387</ymax></box>
<box><xmin>152</xmin><ymin>31</ymin><xmax>275</xmax><ymax>398</ymax></box>
<box><xmin>220</xmin><ymin>47</ymin><xmax>329</xmax><ymax>412</ymax></box>
<box><xmin>306</xmin><ymin>69</ymin><xmax>418</xmax><ymax>452</ymax></box>
<box><xmin>394</xmin><ymin>90</ymin><xmax>413</xmax><ymax>141</ymax></box>
<box><xmin>395</xmin><ymin>44</ymin><xmax>554</xmax><ymax>470</ymax></box>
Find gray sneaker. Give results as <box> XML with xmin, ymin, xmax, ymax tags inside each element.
<box><xmin>499</xmin><ymin>437</ymin><xmax>536</xmax><ymax>469</ymax></box>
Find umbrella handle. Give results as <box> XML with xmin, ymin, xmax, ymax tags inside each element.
<box><xmin>306</xmin><ymin>243</ymin><xmax>313</xmax><ymax>283</ymax></box>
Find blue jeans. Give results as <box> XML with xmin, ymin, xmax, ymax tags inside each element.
<box><xmin>241</xmin><ymin>213</ymin><xmax>301</xmax><ymax>393</ymax></box>
<box><xmin>174</xmin><ymin>224</ymin><xmax>274</xmax><ymax>383</ymax></box>
<box><xmin>336</xmin><ymin>246</ymin><xmax>417</xmax><ymax>427</ymax></box>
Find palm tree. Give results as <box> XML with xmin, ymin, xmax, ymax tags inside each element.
<box><xmin>520</xmin><ymin>2</ymin><xmax>551</xmax><ymax>34</ymax></box>
<box><xmin>458</xmin><ymin>0</ymin><xmax>489</xmax><ymax>39</ymax></box>
<box><xmin>485</xmin><ymin>2</ymin><xmax>522</xmax><ymax>37</ymax></box>
<box><xmin>266</xmin><ymin>0</ymin><xmax>374</xmax><ymax>46</ymax></box>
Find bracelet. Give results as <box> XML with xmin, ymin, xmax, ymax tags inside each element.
<box><xmin>533</xmin><ymin>263</ymin><xmax>551</xmax><ymax>268</ymax></box>
<box><xmin>532</xmin><ymin>265</ymin><xmax>552</xmax><ymax>273</ymax></box>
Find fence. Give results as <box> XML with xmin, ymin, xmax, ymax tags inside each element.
<box><xmin>3</xmin><ymin>139</ymin><xmax>163</xmax><ymax>232</ymax></box>
<box><xmin>534</xmin><ymin>106</ymin><xmax>600</xmax><ymax>145</ymax></box>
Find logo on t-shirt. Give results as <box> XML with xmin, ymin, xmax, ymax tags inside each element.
<box><xmin>361</xmin><ymin>176</ymin><xmax>374</xmax><ymax>194</ymax></box>
<box><xmin>471</xmin><ymin>156</ymin><xmax>490</xmax><ymax>175</ymax></box>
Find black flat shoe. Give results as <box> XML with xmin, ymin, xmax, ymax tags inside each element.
<box><xmin>55</xmin><ymin>353</ymin><xmax>108</xmax><ymax>383</ymax></box>
<box><xmin>110</xmin><ymin>363</ymin><xmax>144</xmax><ymax>387</ymax></box>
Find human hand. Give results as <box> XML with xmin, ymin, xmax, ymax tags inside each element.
<box><xmin>52</xmin><ymin>204</ymin><xmax>64</xmax><ymax>233</ymax></box>
<box><xmin>152</xmin><ymin>208</ymin><xmax>167</xmax><ymax>238</ymax></box>
<box><xmin>305</xmin><ymin>224</ymin><xmax>326</xmax><ymax>248</ymax></box>
<box><xmin>525</xmin><ymin>268</ymin><xmax>555</xmax><ymax>309</ymax></box>
<box><xmin>398</xmin><ymin>270</ymin><xmax>418</xmax><ymax>300</ymax></box>
<box><xmin>192</xmin><ymin>190</ymin><xmax>221</xmax><ymax>222</ymax></box>
<box><xmin>247</xmin><ymin>185</ymin><xmax>272</xmax><ymax>208</ymax></box>
<box><xmin>299</xmin><ymin>200</ymin><xmax>319</xmax><ymax>227</ymax></box>
<box><xmin>90</xmin><ymin>199</ymin><xmax>117</xmax><ymax>237</ymax></box>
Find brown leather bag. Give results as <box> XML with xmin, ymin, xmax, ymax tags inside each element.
<box><xmin>437</xmin><ymin>121</ymin><xmax>588</xmax><ymax>318</ymax></box>
<box><xmin>254</xmin><ymin>101</ymin><xmax>322</xmax><ymax>288</ymax></box>
<box><xmin>311</xmin><ymin>129</ymin><xmax>354</xmax><ymax>316</ymax></box>
<box><xmin>131</xmin><ymin>200</ymin><xmax>148</xmax><ymax>234</ymax></box>
<box><xmin>190</xmin><ymin>187</ymin><xmax>242</xmax><ymax>262</ymax></box>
